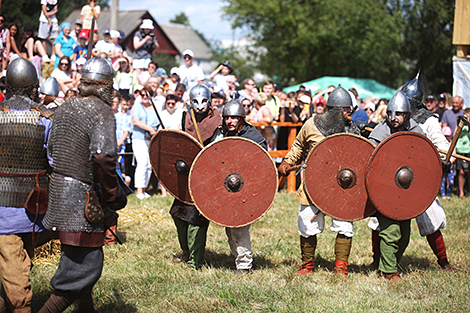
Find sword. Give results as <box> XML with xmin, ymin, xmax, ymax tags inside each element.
<box><xmin>146</xmin><ymin>91</ymin><xmax>165</xmax><ymax>130</ymax></box>
<box><xmin>285</xmin><ymin>163</ymin><xmax>308</xmax><ymax>176</ymax></box>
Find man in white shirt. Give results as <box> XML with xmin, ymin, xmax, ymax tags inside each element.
<box><xmin>178</xmin><ymin>49</ymin><xmax>204</xmax><ymax>101</ymax></box>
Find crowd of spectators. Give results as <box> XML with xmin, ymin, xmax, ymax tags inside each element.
<box><xmin>0</xmin><ymin>5</ymin><xmax>467</xmax><ymax>199</ymax></box>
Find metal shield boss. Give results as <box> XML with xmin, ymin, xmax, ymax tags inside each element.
<box><xmin>304</xmin><ymin>133</ymin><xmax>377</xmax><ymax>221</ymax></box>
<box><xmin>149</xmin><ymin>129</ymin><xmax>203</xmax><ymax>204</ymax></box>
<box><xmin>189</xmin><ymin>137</ymin><xmax>278</xmax><ymax>227</ymax></box>
<box><xmin>366</xmin><ymin>132</ymin><xmax>442</xmax><ymax>220</ymax></box>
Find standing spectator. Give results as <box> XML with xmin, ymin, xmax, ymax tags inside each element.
<box><xmin>456</xmin><ymin>108</ymin><xmax>470</xmax><ymax>198</ymax></box>
<box><xmin>278</xmin><ymin>91</ymin><xmax>301</xmax><ymax>150</ymax></box>
<box><xmin>371</xmin><ymin>103</ymin><xmax>388</xmax><ymax>125</ymax></box>
<box><xmin>113</xmin><ymin>57</ymin><xmax>138</xmax><ymax>95</ymax></box>
<box><xmin>178</xmin><ymin>49</ymin><xmax>204</xmax><ymax>100</ymax></box>
<box><xmin>80</xmin><ymin>0</ymin><xmax>100</xmax><ymax>38</ymax></box>
<box><xmin>238</xmin><ymin>78</ymin><xmax>256</xmax><ymax>101</ymax></box>
<box><xmin>71</xmin><ymin>31</ymin><xmax>88</xmax><ymax>62</ymax></box>
<box><xmin>166</xmin><ymin>67</ymin><xmax>180</xmax><ymax>91</ymax></box>
<box><xmin>174</xmin><ymin>83</ymin><xmax>186</xmax><ymax>109</ymax></box>
<box><xmin>442</xmin><ymin>96</ymin><xmax>464</xmax><ymax>138</ymax></box>
<box><xmin>441</xmin><ymin>126</ymin><xmax>454</xmax><ymax>199</ymax></box>
<box><xmin>145</xmin><ymin>76</ymin><xmax>165</xmax><ymax>111</ymax></box>
<box><xmin>209</xmin><ymin>60</ymin><xmax>232</xmax><ymax>92</ymax></box>
<box><xmin>211</xmin><ymin>91</ymin><xmax>225</xmax><ymax>113</ymax></box>
<box><xmin>247</xmin><ymin>92</ymin><xmax>276</xmax><ymax>150</ymax></box>
<box><xmin>117</xmin><ymin>30</ymin><xmax>128</xmax><ymax>58</ymax></box>
<box><xmin>241</xmin><ymin>97</ymin><xmax>252</xmax><ymax>115</ymax></box>
<box><xmin>38</xmin><ymin>0</ymin><xmax>59</xmax><ymax>52</ymax></box>
<box><xmin>436</xmin><ymin>93</ymin><xmax>447</xmax><ymax>122</ymax></box>
<box><xmin>138</xmin><ymin>60</ymin><xmax>158</xmax><ymax>86</ymax></box>
<box><xmin>51</xmin><ymin>55</ymin><xmax>73</xmax><ymax>92</ymax></box>
<box><xmin>132</xmin><ymin>19</ymin><xmax>159</xmax><ymax>75</ymax></box>
<box><xmin>53</xmin><ymin>22</ymin><xmax>75</xmax><ymax>69</ymax></box>
<box><xmin>364</xmin><ymin>102</ymin><xmax>375</xmax><ymax>123</ymax></box>
<box><xmin>132</xmin><ymin>87</ymin><xmax>160</xmax><ymax>199</ymax></box>
<box><xmin>160</xmin><ymin>94</ymin><xmax>183</xmax><ymax>130</ymax></box>
<box><xmin>225</xmin><ymin>75</ymin><xmax>238</xmax><ymax>99</ymax></box>
<box><xmin>297</xmin><ymin>93</ymin><xmax>312</xmax><ymax>122</ymax></box>
<box><xmin>263</xmin><ymin>80</ymin><xmax>280</xmax><ymax>120</ymax></box>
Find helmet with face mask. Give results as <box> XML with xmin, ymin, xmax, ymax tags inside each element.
<box><xmin>189</xmin><ymin>84</ymin><xmax>211</xmax><ymax>110</ymax></box>
<box><xmin>387</xmin><ymin>90</ymin><xmax>411</xmax><ymax>121</ymax></box>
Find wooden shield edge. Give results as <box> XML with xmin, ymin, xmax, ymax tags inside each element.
<box><xmin>303</xmin><ymin>133</ymin><xmax>377</xmax><ymax>221</ymax></box>
<box><xmin>365</xmin><ymin>131</ymin><xmax>442</xmax><ymax>220</ymax></box>
<box><xmin>149</xmin><ymin>129</ymin><xmax>203</xmax><ymax>204</ymax></box>
<box><xmin>188</xmin><ymin>137</ymin><xmax>278</xmax><ymax>227</ymax></box>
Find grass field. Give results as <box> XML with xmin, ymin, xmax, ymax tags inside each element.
<box><xmin>31</xmin><ymin>193</ymin><xmax>470</xmax><ymax>312</ymax></box>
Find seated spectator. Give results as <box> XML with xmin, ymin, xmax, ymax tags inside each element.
<box><xmin>166</xmin><ymin>67</ymin><xmax>180</xmax><ymax>91</ymax></box>
<box><xmin>364</xmin><ymin>102</ymin><xmax>375</xmax><ymax>123</ymax></box>
<box><xmin>110</xmin><ymin>30</ymin><xmax>123</xmax><ymax>63</ymax></box>
<box><xmin>95</xmin><ymin>29</ymin><xmax>116</xmax><ymax>60</ymax></box>
<box><xmin>5</xmin><ymin>23</ymin><xmax>21</xmax><ymax>64</ymax></box>
<box><xmin>72</xmin><ymin>57</ymin><xmax>86</xmax><ymax>89</ymax></box>
<box><xmin>53</xmin><ymin>22</ymin><xmax>76</xmax><ymax>69</ymax></box>
<box><xmin>113</xmin><ymin>57</ymin><xmax>138</xmax><ymax>95</ymax></box>
<box><xmin>371</xmin><ymin>103</ymin><xmax>388</xmax><ymax>125</ymax></box>
<box><xmin>21</xmin><ymin>24</ymin><xmax>50</xmax><ymax>62</ymax></box>
<box><xmin>71</xmin><ymin>31</ymin><xmax>88</xmax><ymax>62</ymax></box>
<box><xmin>51</xmin><ymin>55</ymin><xmax>73</xmax><ymax>92</ymax></box>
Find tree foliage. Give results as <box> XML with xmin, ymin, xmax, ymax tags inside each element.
<box><xmin>2</xmin><ymin>0</ymin><xmax>109</xmax><ymax>31</ymax></box>
<box><xmin>222</xmin><ymin>0</ymin><xmax>455</xmax><ymax>92</ymax></box>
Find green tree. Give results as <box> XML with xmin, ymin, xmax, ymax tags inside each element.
<box><xmin>222</xmin><ymin>0</ymin><xmax>454</xmax><ymax>92</ymax></box>
<box><xmin>169</xmin><ymin>12</ymin><xmax>190</xmax><ymax>25</ymax></box>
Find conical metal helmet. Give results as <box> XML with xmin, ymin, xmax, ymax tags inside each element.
<box><xmin>81</xmin><ymin>57</ymin><xmax>115</xmax><ymax>81</ymax></box>
<box><xmin>387</xmin><ymin>90</ymin><xmax>411</xmax><ymax>120</ymax></box>
<box><xmin>401</xmin><ymin>71</ymin><xmax>423</xmax><ymax>107</ymax></box>
<box><xmin>39</xmin><ymin>77</ymin><xmax>60</xmax><ymax>97</ymax></box>
<box><xmin>6</xmin><ymin>57</ymin><xmax>38</xmax><ymax>88</ymax></box>
<box><xmin>222</xmin><ymin>99</ymin><xmax>246</xmax><ymax>118</ymax></box>
<box><xmin>189</xmin><ymin>84</ymin><xmax>211</xmax><ymax>110</ymax></box>
<box><xmin>327</xmin><ymin>85</ymin><xmax>353</xmax><ymax>108</ymax></box>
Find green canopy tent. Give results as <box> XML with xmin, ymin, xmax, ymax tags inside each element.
<box><xmin>283</xmin><ymin>76</ymin><xmax>397</xmax><ymax>99</ymax></box>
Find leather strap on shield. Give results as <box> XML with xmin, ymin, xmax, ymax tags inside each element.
<box><xmin>149</xmin><ymin>129</ymin><xmax>203</xmax><ymax>204</ymax></box>
<box><xmin>189</xmin><ymin>137</ymin><xmax>278</xmax><ymax>227</ymax></box>
<box><xmin>366</xmin><ymin>131</ymin><xmax>442</xmax><ymax>220</ymax></box>
<box><xmin>304</xmin><ymin>133</ymin><xmax>377</xmax><ymax>221</ymax></box>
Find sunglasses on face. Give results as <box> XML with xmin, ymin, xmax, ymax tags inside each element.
<box><xmin>140</xmin><ymin>93</ymin><xmax>149</xmax><ymax>97</ymax></box>
<box><xmin>184</xmin><ymin>55</ymin><xmax>192</xmax><ymax>60</ymax></box>
<box><xmin>60</xmin><ymin>63</ymin><xmax>69</xmax><ymax>66</ymax></box>
<box><xmin>0</xmin><ymin>20</ymin><xmax>4</xmax><ymax>23</ymax></box>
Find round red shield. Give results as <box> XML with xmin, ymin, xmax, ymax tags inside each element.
<box><xmin>304</xmin><ymin>133</ymin><xmax>377</xmax><ymax>221</ymax></box>
<box><xmin>366</xmin><ymin>131</ymin><xmax>442</xmax><ymax>220</ymax></box>
<box><xmin>189</xmin><ymin>137</ymin><xmax>278</xmax><ymax>227</ymax></box>
<box><xmin>149</xmin><ymin>129</ymin><xmax>203</xmax><ymax>204</ymax></box>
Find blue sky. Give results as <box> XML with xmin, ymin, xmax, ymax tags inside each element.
<box><xmin>120</xmin><ymin>0</ymin><xmax>238</xmax><ymax>42</ymax></box>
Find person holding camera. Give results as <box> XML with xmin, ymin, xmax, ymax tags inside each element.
<box><xmin>133</xmin><ymin>19</ymin><xmax>159</xmax><ymax>75</ymax></box>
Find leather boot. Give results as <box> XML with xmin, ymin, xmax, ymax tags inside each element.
<box><xmin>296</xmin><ymin>260</ymin><xmax>315</xmax><ymax>275</ymax></box>
<box><xmin>38</xmin><ymin>290</ymin><xmax>75</xmax><ymax>313</ymax></box>
<box><xmin>334</xmin><ymin>234</ymin><xmax>352</xmax><ymax>276</ymax></box>
<box><xmin>78</xmin><ymin>290</ymin><xmax>96</xmax><ymax>313</ymax></box>
<box><xmin>334</xmin><ymin>260</ymin><xmax>348</xmax><ymax>277</ymax></box>
<box><xmin>296</xmin><ymin>235</ymin><xmax>317</xmax><ymax>275</ymax></box>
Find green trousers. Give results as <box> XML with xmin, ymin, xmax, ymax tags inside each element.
<box><xmin>172</xmin><ymin>216</ymin><xmax>209</xmax><ymax>269</ymax></box>
<box><xmin>377</xmin><ymin>216</ymin><xmax>411</xmax><ymax>274</ymax></box>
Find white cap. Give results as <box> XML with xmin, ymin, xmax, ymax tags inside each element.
<box><xmin>365</xmin><ymin>102</ymin><xmax>375</xmax><ymax>111</ymax></box>
<box><xmin>140</xmin><ymin>19</ymin><xmax>154</xmax><ymax>30</ymax></box>
<box><xmin>182</xmin><ymin>49</ymin><xmax>194</xmax><ymax>58</ymax></box>
<box><xmin>110</xmin><ymin>30</ymin><xmax>120</xmax><ymax>38</ymax></box>
<box><xmin>299</xmin><ymin>95</ymin><xmax>311</xmax><ymax>104</ymax></box>
<box><xmin>170</xmin><ymin>67</ymin><xmax>179</xmax><ymax>76</ymax></box>
<box><xmin>76</xmin><ymin>57</ymin><xmax>87</xmax><ymax>66</ymax></box>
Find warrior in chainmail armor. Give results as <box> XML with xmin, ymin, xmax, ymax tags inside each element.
<box><xmin>367</xmin><ymin>73</ymin><xmax>457</xmax><ymax>272</ymax></box>
<box><xmin>170</xmin><ymin>84</ymin><xmax>222</xmax><ymax>269</ymax></box>
<box><xmin>0</xmin><ymin>57</ymin><xmax>52</xmax><ymax>313</ymax></box>
<box><xmin>278</xmin><ymin>85</ymin><xmax>359</xmax><ymax>276</ymax></box>
<box><xmin>39</xmin><ymin>57</ymin><xmax>127</xmax><ymax>313</ymax></box>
